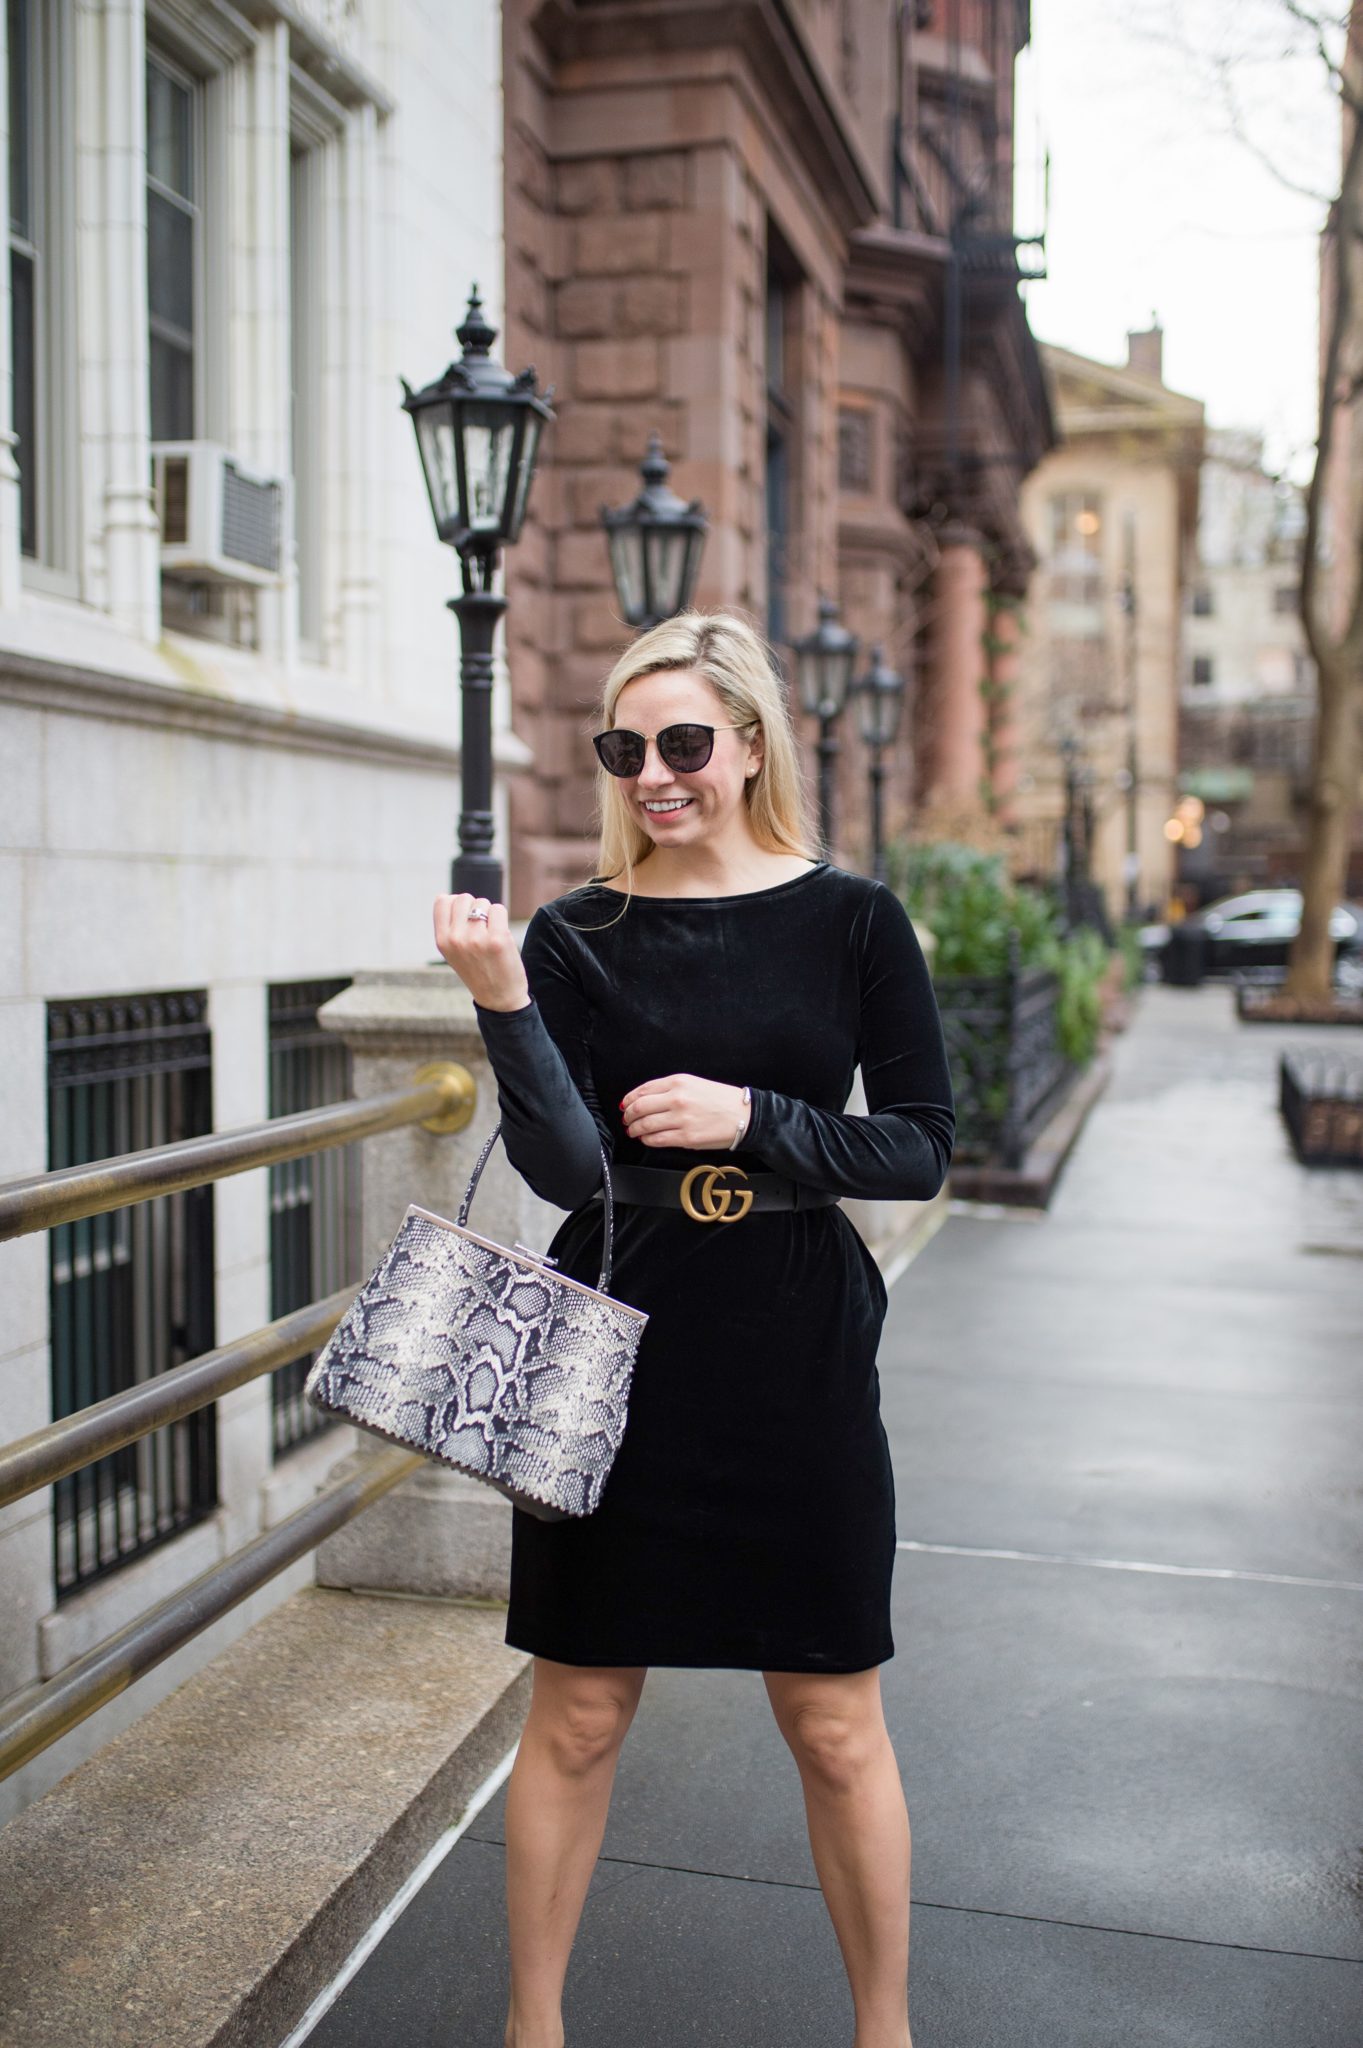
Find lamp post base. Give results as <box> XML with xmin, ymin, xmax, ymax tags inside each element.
<box><xmin>449</xmin><ymin>852</ymin><xmax>506</xmax><ymax>901</ymax></box>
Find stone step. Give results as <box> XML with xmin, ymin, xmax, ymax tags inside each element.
<box><xmin>0</xmin><ymin>1585</ymin><xmax>529</xmax><ymax>2048</ymax></box>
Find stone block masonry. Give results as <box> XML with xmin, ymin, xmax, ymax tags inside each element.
<box><xmin>497</xmin><ymin>0</ymin><xmax>1054</xmax><ymax>905</ymax></box>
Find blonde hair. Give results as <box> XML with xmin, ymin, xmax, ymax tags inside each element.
<box><xmin>558</xmin><ymin>609</ymin><xmax>819</xmax><ymax>930</ymax></box>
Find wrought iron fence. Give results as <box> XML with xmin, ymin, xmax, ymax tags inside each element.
<box><xmin>267</xmin><ymin>980</ymin><xmax>362</xmax><ymax>1459</ymax></box>
<box><xmin>47</xmin><ymin>994</ymin><xmax>219</xmax><ymax>1598</ymax></box>
<box><xmin>936</xmin><ymin>936</ymin><xmax>1075</xmax><ymax>1169</ymax></box>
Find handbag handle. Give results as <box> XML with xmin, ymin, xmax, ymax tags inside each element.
<box><xmin>455</xmin><ymin>1117</ymin><xmax>617</xmax><ymax>1295</ymax></box>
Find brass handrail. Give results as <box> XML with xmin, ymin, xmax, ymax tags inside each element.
<box><xmin>0</xmin><ymin>1287</ymin><xmax>356</xmax><ymax>1511</ymax></box>
<box><xmin>0</xmin><ymin>1445</ymin><xmax>423</xmax><ymax>1781</ymax></box>
<box><xmin>0</xmin><ymin>1068</ymin><xmax>471</xmax><ymax>1242</ymax></box>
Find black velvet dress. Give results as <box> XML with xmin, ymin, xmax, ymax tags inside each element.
<box><xmin>472</xmin><ymin>858</ymin><xmax>954</xmax><ymax>1673</ymax></box>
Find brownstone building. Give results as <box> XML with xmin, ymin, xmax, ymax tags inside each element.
<box><xmin>500</xmin><ymin>0</ymin><xmax>1054</xmax><ymax>912</ymax></box>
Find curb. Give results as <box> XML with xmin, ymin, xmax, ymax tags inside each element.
<box><xmin>947</xmin><ymin>1050</ymin><xmax>1114</xmax><ymax>1209</ymax></box>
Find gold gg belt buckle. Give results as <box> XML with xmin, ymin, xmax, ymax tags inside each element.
<box><xmin>679</xmin><ymin>1162</ymin><xmax>753</xmax><ymax>1222</ymax></box>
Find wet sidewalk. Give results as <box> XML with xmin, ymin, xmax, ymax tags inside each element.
<box><xmin>300</xmin><ymin>985</ymin><xmax>1363</xmax><ymax>2047</ymax></box>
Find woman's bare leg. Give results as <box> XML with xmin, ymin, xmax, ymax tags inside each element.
<box><xmin>764</xmin><ymin>1667</ymin><xmax>913</xmax><ymax>2048</ymax></box>
<box><xmin>503</xmin><ymin>1657</ymin><xmax>647</xmax><ymax>2048</ymax></box>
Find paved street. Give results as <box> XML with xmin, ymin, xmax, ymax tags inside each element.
<box><xmin>304</xmin><ymin>985</ymin><xmax>1363</xmax><ymax>2047</ymax></box>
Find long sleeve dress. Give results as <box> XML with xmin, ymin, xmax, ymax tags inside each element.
<box><xmin>472</xmin><ymin>858</ymin><xmax>955</xmax><ymax>1673</ymax></box>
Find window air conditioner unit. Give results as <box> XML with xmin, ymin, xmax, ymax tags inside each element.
<box><xmin>151</xmin><ymin>441</ymin><xmax>286</xmax><ymax>585</ymax></box>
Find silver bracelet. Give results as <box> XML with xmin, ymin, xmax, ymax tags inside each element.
<box><xmin>729</xmin><ymin>1085</ymin><xmax>751</xmax><ymax>1150</ymax></box>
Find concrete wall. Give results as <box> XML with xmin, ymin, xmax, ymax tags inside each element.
<box><xmin>0</xmin><ymin>0</ymin><xmax>505</xmax><ymax>1825</ymax></box>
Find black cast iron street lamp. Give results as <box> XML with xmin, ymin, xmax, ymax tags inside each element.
<box><xmin>793</xmin><ymin>596</ymin><xmax>859</xmax><ymax>857</ymax></box>
<box><xmin>401</xmin><ymin>286</ymin><xmax>554</xmax><ymax>899</ymax></box>
<box><xmin>600</xmin><ymin>433</ymin><xmax>708</xmax><ymax>631</ymax></box>
<box><xmin>850</xmin><ymin>646</ymin><xmax>906</xmax><ymax>884</ymax></box>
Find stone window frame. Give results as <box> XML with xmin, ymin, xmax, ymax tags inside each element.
<box><xmin>838</xmin><ymin>404</ymin><xmax>874</xmax><ymax>495</ymax></box>
<box><xmin>282</xmin><ymin>70</ymin><xmax>383</xmax><ymax>676</ymax></box>
<box><xmin>145</xmin><ymin>13</ymin><xmax>246</xmax><ymax>647</ymax></box>
<box><xmin>7</xmin><ymin>0</ymin><xmax>78</xmax><ymax>594</ymax></box>
<box><xmin>145</xmin><ymin>44</ymin><xmax>207</xmax><ymax>446</ymax></box>
<box><xmin>288</xmin><ymin>69</ymin><xmax>349</xmax><ymax>665</ymax></box>
<box><xmin>764</xmin><ymin>220</ymin><xmax>804</xmax><ymax>649</ymax></box>
<box><xmin>0</xmin><ymin>0</ymin><xmax>388</xmax><ymax>661</ymax></box>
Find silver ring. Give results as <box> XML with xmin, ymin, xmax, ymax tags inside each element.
<box><xmin>467</xmin><ymin>906</ymin><xmax>490</xmax><ymax>923</ymax></box>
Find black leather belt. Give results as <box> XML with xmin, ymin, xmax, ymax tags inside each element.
<box><xmin>588</xmin><ymin>1161</ymin><xmax>840</xmax><ymax>1221</ymax></box>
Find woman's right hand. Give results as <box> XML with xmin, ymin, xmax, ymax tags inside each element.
<box><xmin>433</xmin><ymin>894</ymin><xmax>532</xmax><ymax>1013</ymax></box>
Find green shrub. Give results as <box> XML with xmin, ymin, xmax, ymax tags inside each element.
<box><xmin>884</xmin><ymin>842</ymin><xmax>1018</xmax><ymax>976</ymax></box>
<box><xmin>884</xmin><ymin>836</ymin><xmax>1110</xmax><ymax>1067</ymax></box>
<box><xmin>1051</xmin><ymin>925</ymin><xmax>1107</xmax><ymax>1065</ymax></box>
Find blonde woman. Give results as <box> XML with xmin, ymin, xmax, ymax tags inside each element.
<box><xmin>433</xmin><ymin>610</ymin><xmax>954</xmax><ymax>2048</ymax></box>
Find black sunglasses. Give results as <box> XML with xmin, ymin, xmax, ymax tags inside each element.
<box><xmin>592</xmin><ymin>721</ymin><xmax>756</xmax><ymax>779</ymax></box>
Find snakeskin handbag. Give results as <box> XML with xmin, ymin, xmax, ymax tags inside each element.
<box><xmin>303</xmin><ymin>1119</ymin><xmax>646</xmax><ymax>1521</ymax></box>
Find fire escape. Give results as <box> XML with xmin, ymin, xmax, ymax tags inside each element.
<box><xmin>888</xmin><ymin>0</ymin><xmax>1049</xmax><ymax>557</ymax></box>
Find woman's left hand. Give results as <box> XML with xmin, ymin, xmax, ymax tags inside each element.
<box><xmin>620</xmin><ymin>1073</ymin><xmax>748</xmax><ymax>1150</ymax></box>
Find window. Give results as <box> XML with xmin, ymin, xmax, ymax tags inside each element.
<box><xmin>8</xmin><ymin>0</ymin><xmax>74</xmax><ymax>575</ymax></box>
<box><xmin>1191</xmin><ymin>654</ymin><xmax>1214</xmax><ymax>686</ymax></box>
<box><xmin>289</xmin><ymin>145</ymin><xmax>324</xmax><ymax>651</ymax></box>
<box><xmin>838</xmin><ymin>406</ymin><xmax>872</xmax><ymax>494</ymax></box>
<box><xmin>9</xmin><ymin>0</ymin><xmax>36</xmax><ymax>557</ymax></box>
<box><xmin>1191</xmin><ymin>586</ymin><xmax>1213</xmax><ymax>617</ymax></box>
<box><xmin>47</xmin><ymin>993</ymin><xmax>218</xmax><ymax>1597</ymax></box>
<box><xmin>146</xmin><ymin>52</ymin><xmax>200</xmax><ymax>442</ymax></box>
<box><xmin>1273</xmin><ymin>585</ymin><xmax>1297</xmax><ymax>615</ymax></box>
<box><xmin>764</xmin><ymin>226</ymin><xmax>800</xmax><ymax>647</ymax></box>
<box><xmin>268</xmin><ymin>980</ymin><xmax>362</xmax><ymax>1459</ymax></box>
<box><xmin>1047</xmin><ymin>492</ymin><xmax>1104</xmax><ymax>638</ymax></box>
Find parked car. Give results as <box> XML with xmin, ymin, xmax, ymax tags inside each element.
<box><xmin>1142</xmin><ymin>890</ymin><xmax>1363</xmax><ymax>980</ymax></box>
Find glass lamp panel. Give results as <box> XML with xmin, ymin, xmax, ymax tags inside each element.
<box><xmin>825</xmin><ymin>642</ymin><xmax>857</xmax><ymax>714</ymax></box>
<box><xmin>507</xmin><ymin>412</ymin><xmax>542</xmax><ymax>541</ymax></box>
<box><xmin>608</xmin><ymin>526</ymin><xmax>645</xmax><ymax>620</ymax></box>
<box><xmin>872</xmin><ymin>686</ymin><xmax>900</xmax><ymax>748</ymax></box>
<box><xmin>795</xmin><ymin>645</ymin><xmax>823</xmax><ymax>718</ymax></box>
<box><xmin>643</xmin><ymin>524</ymin><xmax>686</xmax><ymax>620</ymax></box>
<box><xmin>460</xmin><ymin>402</ymin><xmax>516</xmax><ymax>538</ymax></box>
<box><xmin>415</xmin><ymin>405</ymin><xmax>459</xmax><ymax>534</ymax></box>
<box><xmin>678</xmin><ymin>528</ymin><xmax>705</xmax><ymax>612</ymax></box>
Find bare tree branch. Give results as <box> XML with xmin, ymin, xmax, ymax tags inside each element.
<box><xmin>1210</xmin><ymin>49</ymin><xmax>1338</xmax><ymax>198</ymax></box>
<box><xmin>1281</xmin><ymin>0</ymin><xmax>1349</xmax><ymax>87</ymax></box>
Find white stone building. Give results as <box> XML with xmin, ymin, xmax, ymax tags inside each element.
<box><xmin>1178</xmin><ymin>428</ymin><xmax>1315</xmax><ymax>895</ymax></box>
<box><xmin>0</xmin><ymin>0</ymin><xmax>514</xmax><ymax>1822</ymax></box>
<box><xmin>1184</xmin><ymin>428</ymin><xmax>1312</xmax><ymax>705</ymax></box>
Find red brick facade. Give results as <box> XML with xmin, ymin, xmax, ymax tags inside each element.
<box><xmin>502</xmin><ymin>0</ymin><xmax>1053</xmax><ymax>914</ymax></box>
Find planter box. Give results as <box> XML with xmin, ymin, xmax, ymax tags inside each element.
<box><xmin>1235</xmin><ymin>968</ymin><xmax>1363</xmax><ymax>1026</ymax></box>
<box><xmin>1279</xmin><ymin>1053</ymin><xmax>1363</xmax><ymax>1165</ymax></box>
